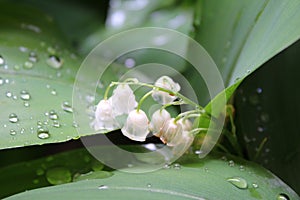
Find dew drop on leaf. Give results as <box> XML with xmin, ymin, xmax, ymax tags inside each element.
<box><xmin>29</xmin><ymin>51</ymin><xmax>38</xmax><ymax>63</ymax></box>
<box><xmin>46</xmin><ymin>167</ymin><xmax>72</xmax><ymax>185</ymax></box>
<box><xmin>0</xmin><ymin>77</ymin><xmax>4</xmax><ymax>85</ymax></box>
<box><xmin>62</xmin><ymin>101</ymin><xmax>73</xmax><ymax>113</ymax></box>
<box><xmin>228</xmin><ymin>160</ymin><xmax>235</xmax><ymax>167</ymax></box>
<box><xmin>277</xmin><ymin>193</ymin><xmax>290</xmax><ymax>200</ymax></box>
<box><xmin>23</xmin><ymin>61</ymin><xmax>34</xmax><ymax>69</ymax></box>
<box><xmin>0</xmin><ymin>55</ymin><xmax>5</xmax><ymax>65</ymax></box>
<box><xmin>227</xmin><ymin>177</ymin><xmax>248</xmax><ymax>189</ymax></box>
<box><xmin>24</xmin><ymin>101</ymin><xmax>30</xmax><ymax>107</ymax></box>
<box><xmin>98</xmin><ymin>185</ymin><xmax>109</xmax><ymax>190</ymax></box>
<box><xmin>46</xmin><ymin>55</ymin><xmax>63</xmax><ymax>69</ymax></box>
<box><xmin>52</xmin><ymin>120</ymin><xmax>61</xmax><ymax>128</ymax></box>
<box><xmin>252</xmin><ymin>183</ymin><xmax>258</xmax><ymax>188</ymax></box>
<box><xmin>20</xmin><ymin>90</ymin><xmax>31</xmax><ymax>100</ymax></box>
<box><xmin>6</xmin><ymin>91</ymin><xmax>12</xmax><ymax>98</ymax></box>
<box><xmin>49</xmin><ymin>110</ymin><xmax>59</xmax><ymax>120</ymax></box>
<box><xmin>8</xmin><ymin>113</ymin><xmax>19</xmax><ymax>123</ymax></box>
<box><xmin>37</xmin><ymin>128</ymin><xmax>50</xmax><ymax>139</ymax></box>
<box><xmin>9</xmin><ymin>129</ymin><xmax>17</xmax><ymax>136</ymax></box>
<box><xmin>147</xmin><ymin>183</ymin><xmax>152</xmax><ymax>188</ymax></box>
<box><xmin>51</xmin><ymin>89</ymin><xmax>57</xmax><ymax>95</ymax></box>
<box><xmin>173</xmin><ymin>163</ymin><xmax>181</xmax><ymax>170</ymax></box>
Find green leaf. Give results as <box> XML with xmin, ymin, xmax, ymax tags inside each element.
<box><xmin>234</xmin><ymin>39</ymin><xmax>300</xmax><ymax>194</ymax></box>
<box><xmin>0</xmin><ymin>4</ymin><xmax>89</xmax><ymax>149</ymax></box>
<box><xmin>5</xmin><ymin>153</ymin><xmax>299</xmax><ymax>200</ymax></box>
<box><xmin>193</xmin><ymin>0</ymin><xmax>300</xmax><ymax>101</ymax></box>
<box><xmin>0</xmin><ymin>148</ymin><xmax>107</xmax><ymax>198</ymax></box>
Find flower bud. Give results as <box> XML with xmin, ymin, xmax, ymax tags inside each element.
<box><xmin>111</xmin><ymin>84</ymin><xmax>137</xmax><ymax>116</ymax></box>
<box><xmin>121</xmin><ymin>109</ymin><xmax>149</xmax><ymax>142</ymax></box>
<box><xmin>93</xmin><ymin>99</ymin><xmax>119</xmax><ymax>131</ymax></box>
<box><xmin>152</xmin><ymin>76</ymin><xmax>180</xmax><ymax>105</ymax></box>
<box><xmin>149</xmin><ymin>109</ymin><xmax>171</xmax><ymax>137</ymax></box>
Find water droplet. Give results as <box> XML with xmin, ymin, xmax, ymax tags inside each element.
<box><xmin>204</xmin><ymin>167</ymin><xmax>209</xmax><ymax>172</ymax></box>
<box><xmin>20</xmin><ymin>90</ymin><xmax>31</xmax><ymax>100</ymax></box>
<box><xmin>72</xmin><ymin>121</ymin><xmax>79</xmax><ymax>128</ymax></box>
<box><xmin>46</xmin><ymin>55</ymin><xmax>63</xmax><ymax>69</ymax></box>
<box><xmin>228</xmin><ymin>160</ymin><xmax>235</xmax><ymax>167</ymax></box>
<box><xmin>0</xmin><ymin>55</ymin><xmax>5</xmax><ymax>65</ymax></box>
<box><xmin>256</xmin><ymin>87</ymin><xmax>263</xmax><ymax>94</ymax></box>
<box><xmin>23</xmin><ymin>61</ymin><xmax>33</xmax><ymax>69</ymax></box>
<box><xmin>246</xmin><ymin>70</ymin><xmax>251</xmax><ymax>74</ymax></box>
<box><xmin>252</xmin><ymin>183</ymin><xmax>258</xmax><ymax>188</ymax></box>
<box><xmin>257</xmin><ymin>126</ymin><xmax>264</xmax><ymax>133</ymax></box>
<box><xmin>36</xmin><ymin>168</ymin><xmax>44</xmax><ymax>176</ymax></box>
<box><xmin>227</xmin><ymin>177</ymin><xmax>248</xmax><ymax>189</ymax></box>
<box><xmin>24</xmin><ymin>101</ymin><xmax>30</xmax><ymax>107</ymax></box>
<box><xmin>9</xmin><ymin>113</ymin><xmax>19</xmax><ymax>123</ymax></box>
<box><xmin>163</xmin><ymin>163</ymin><xmax>171</xmax><ymax>169</ymax></box>
<box><xmin>62</xmin><ymin>101</ymin><xmax>73</xmax><ymax>113</ymax></box>
<box><xmin>49</xmin><ymin>110</ymin><xmax>59</xmax><ymax>120</ymax></box>
<box><xmin>51</xmin><ymin>89</ymin><xmax>57</xmax><ymax>95</ymax></box>
<box><xmin>124</xmin><ymin>58</ymin><xmax>135</xmax><ymax>68</ymax></box>
<box><xmin>173</xmin><ymin>163</ymin><xmax>181</xmax><ymax>170</ymax></box>
<box><xmin>249</xmin><ymin>94</ymin><xmax>259</xmax><ymax>105</ymax></box>
<box><xmin>234</xmin><ymin>77</ymin><xmax>241</xmax><ymax>82</ymax></box>
<box><xmin>29</xmin><ymin>52</ymin><xmax>38</xmax><ymax>63</ymax></box>
<box><xmin>10</xmin><ymin>129</ymin><xmax>17</xmax><ymax>135</ymax></box>
<box><xmin>147</xmin><ymin>183</ymin><xmax>152</xmax><ymax>188</ymax></box>
<box><xmin>221</xmin><ymin>156</ymin><xmax>227</xmax><ymax>161</ymax></box>
<box><xmin>47</xmin><ymin>47</ymin><xmax>56</xmax><ymax>55</ymax></box>
<box><xmin>52</xmin><ymin>120</ymin><xmax>61</xmax><ymax>128</ymax></box>
<box><xmin>260</xmin><ymin>112</ymin><xmax>270</xmax><ymax>123</ymax></box>
<box><xmin>19</xmin><ymin>46</ymin><xmax>28</xmax><ymax>52</ymax></box>
<box><xmin>6</xmin><ymin>91</ymin><xmax>12</xmax><ymax>98</ymax></box>
<box><xmin>98</xmin><ymin>185</ymin><xmax>108</xmax><ymax>190</ymax></box>
<box><xmin>239</xmin><ymin>165</ymin><xmax>245</xmax><ymax>171</ymax></box>
<box><xmin>12</xmin><ymin>95</ymin><xmax>18</xmax><ymax>100</ymax></box>
<box><xmin>277</xmin><ymin>193</ymin><xmax>290</xmax><ymax>200</ymax></box>
<box><xmin>20</xmin><ymin>128</ymin><xmax>25</xmax><ymax>134</ymax></box>
<box><xmin>0</xmin><ymin>77</ymin><xmax>4</xmax><ymax>86</ymax></box>
<box><xmin>46</xmin><ymin>167</ymin><xmax>72</xmax><ymax>185</ymax></box>
<box><xmin>37</xmin><ymin>128</ymin><xmax>50</xmax><ymax>139</ymax></box>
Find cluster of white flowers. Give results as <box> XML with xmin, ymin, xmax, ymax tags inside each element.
<box><xmin>93</xmin><ymin>76</ymin><xmax>197</xmax><ymax>146</ymax></box>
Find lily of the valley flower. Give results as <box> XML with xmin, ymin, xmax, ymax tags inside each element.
<box><xmin>110</xmin><ymin>84</ymin><xmax>137</xmax><ymax>115</ymax></box>
<box><xmin>121</xmin><ymin>109</ymin><xmax>149</xmax><ymax>142</ymax></box>
<box><xmin>149</xmin><ymin>109</ymin><xmax>171</xmax><ymax>137</ymax></box>
<box><xmin>167</xmin><ymin>118</ymin><xmax>193</xmax><ymax>146</ymax></box>
<box><xmin>94</xmin><ymin>99</ymin><xmax>119</xmax><ymax>131</ymax></box>
<box><xmin>159</xmin><ymin>118</ymin><xmax>183</xmax><ymax>145</ymax></box>
<box><xmin>152</xmin><ymin>76</ymin><xmax>181</xmax><ymax>105</ymax></box>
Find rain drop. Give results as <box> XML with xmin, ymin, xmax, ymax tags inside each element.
<box><xmin>46</xmin><ymin>167</ymin><xmax>72</xmax><ymax>185</ymax></box>
<box><xmin>252</xmin><ymin>183</ymin><xmax>259</xmax><ymax>188</ymax></box>
<box><xmin>0</xmin><ymin>77</ymin><xmax>4</xmax><ymax>85</ymax></box>
<box><xmin>23</xmin><ymin>61</ymin><xmax>34</xmax><ymax>69</ymax></box>
<box><xmin>0</xmin><ymin>55</ymin><xmax>5</xmax><ymax>65</ymax></box>
<box><xmin>46</xmin><ymin>55</ymin><xmax>63</xmax><ymax>69</ymax></box>
<box><xmin>62</xmin><ymin>101</ymin><xmax>73</xmax><ymax>113</ymax></box>
<box><xmin>29</xmin><ymin>52</ymin><xmax>38</xmax><ymax>63</ymax></box>
<box><xmin>228</xmin><ymin>160</ymin><xmax>235</xmax><ymax>167</ymax></box>
<box><xmin>98</xmin><ymin>185</ymin><xmax>108</xmax><ymax>190</ymax></box>
<box><xmin>173</xmin><ymin>163</ymin><xmax>181</xmax><ymax>170</ymax></box>
<box><xmin>20</xmin><ymin>90</ymin><xmax>31</xmax><ymax>100</ymax></box>
<box><xmin>239</xmin><ymin>165</ymin><xmax>245</xmax><ymax>171</ymax></box>
<box><xmin>19</xmin><ymin>46</ymin><xmax>28</xmax><ymax>52</ymax></box>
<box><xmin>49</xmin><ymin>110</ymin><xmax>59</xmax><ymax>120</ymax></box>
<box><xmin>277</xmin><ymin>194</ymin><xmax>290</xmax><ymax>200</ymax></box>
<box><xmin>24</xmin><ymin>101</ymin><xmax>30</xmax><ymax>107</ymax></box>
<box><xmin>147</xmin><ymin>183</ymin><xmax>152</xmax><ymax>188</ymax></box>
<box><xmin>72</xmin><ymin>121</ymin><xmax>79</xmax><ymax>128</ymax></box>
<box><xmin>6</xmin><ymin>91</ymin><xmax>12</xmax><ymax>98</ymax></box>
<box><xmin>20</xmin><ymin>128</ymin><xmax>25</xmax><ymax>134</ymax></box>
<box><xmin>10</xmin><ymin>129</ymin><xmax>17</xmax><ymax>136</ymax></box>
<box><xmin>37</xmin><ymin>128</ymin><xmax>50</xmax><ymax>139</ymax></box>
<box><xmin>227</xmin><ymin>177</ymin><xmax>248</xmax><ymax>189</ymax></box>
<box><xmin>246</xmin><ymin>69</ymin><xmax>251</xmax><ymax>74</ymax></box>
<box><xmin>51</xmin><ymin>89</ymin><xmax>57</xmax><ymax>95</ymax></box>
<box><xmin>52</xmin><ymin>120</ymin><xmax>61</xmax><ymax>128</ymax></box>
<box><xmin>9</xmin><ymin>113</ymin><xmax>19</xmax><ymax>123</ymax></box>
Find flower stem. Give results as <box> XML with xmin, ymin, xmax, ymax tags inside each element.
<box><xmin>137</xmin><ymin>91</ymin><xmax>153</xmax><ymax>111</ymax></box>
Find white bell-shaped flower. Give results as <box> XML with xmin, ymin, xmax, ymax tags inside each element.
<box><xmin>167</xmin><ymin>118</ymin><xmax>192</xmax><ymax>146</ymax></box>
<box><xmin>93</xmin><ymin>99</ymin><xmax>119</xmax><ymax>131</ymax></box>
<box><xmin>152</xmin><ymin>76</ymin><xmax>180</xmax><ymax>105</ymax></box>
<box><xmin>149</xmin><ymin>109</ymin><xmax>171</xmax><ymax>137</ymax></box>
<box><xmin>121</xmin><ymin>109</ymin><xmax>149</xmax><ymax>142</ymax></box>
<box><xmin>159</xmin><ymin>118</ymin><xmax>183</xmax><ymax>145</ymax></box>
<box><xmin>111</xmin><ymin>84</ymin><xmax>137</xmax><ymax>116</ymax></box>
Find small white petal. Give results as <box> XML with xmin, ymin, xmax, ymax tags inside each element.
<box><xmin>111</xmin><ymin>84</ymin><xmax>137</xmax><ymax>116</ymax></box>
<box><xmin>121</xmin><ymin>109</ymin><xmax>149</xmax><ymax>142</ymax></box>
<box><xmin>152</xmin><ymin>76</ymin><xmax>180</xmax><ymax>105</ymax></box>
<box><xmin>159</xmin><ymin>118</ymin><xmax>182</xmax><ymax>145</ymax></box>
<box><xmin>149</xmin><ymin>109</ymin><xmax>171</xmax><ymax>136</ymax></box>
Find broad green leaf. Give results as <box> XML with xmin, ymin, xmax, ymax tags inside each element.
<box><xmin>5</xmin><ymin>153</ymin><xmax>299</xmax><ymax>200</ymax></box>
<box><xmin>234</xmin><ymin>39</ymin><xmax>300</xmax><ymax>194</ymax></box>
<box><xmin>0</xmin><ymin>148</ymin><xmax>108</xmax><ymax>198</ymax></box>
<box><xmin>193</xmin><ymin>0</ymin><xmax>300</xmax><ymax>102</ymax></box>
